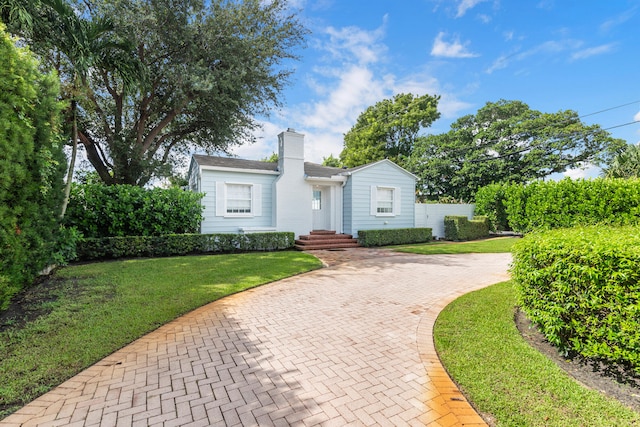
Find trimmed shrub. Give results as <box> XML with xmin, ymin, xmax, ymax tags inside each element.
<box><xmin>64</xmin><ymin>184</ymin><xmax>204</xmax><ymax>238</ymax></box>
<box><xmin>76</xmin><ymin>232</ymin><xmax>295</xmax><ymax>260</ymax></box>
<box><xmin>0</xmin><ymin>26</ymin><xmax>66</xmax><ymax>310</ymax></box>
<box><xmin>474</xmin><ymin>183</ymin><xmax>510</xmax><ymax>231</ymax></box>
<box><xmin>511</xmin><ymin>226</ymin><xmax>640</xmax><ymax>373</ymax></box>
<box><xmin>477</xmin><ymin>178</ymin><xmax>640</xmax><ymax>234</ymax></box>
<box><xmin>444</xmin><ymin>216</ymin><xmax>490</xmax><ymax>241</ymax></box>
<box><xmin>357</xmin><ymin>228</ymin><xmax>432</xmax><ymax>247</ymax></box>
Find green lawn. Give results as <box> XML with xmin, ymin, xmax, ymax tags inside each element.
<box><xmin>393</xmin><ymin>235</ymin><xmax>518</xmax><ymax>254</ymax></box>
<box><xmin>0</xmin><ymin>251</ymin><xmax>322</xmax><ymax>418</ymax></box>
<box><xmin>434</xmin><ymin>281</ymin><xmax>640</xmax><ymax>426</ymax></box>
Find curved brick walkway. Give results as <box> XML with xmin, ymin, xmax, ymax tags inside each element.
<box><xmin>1</xmin><ymin>252</ymin><xmax>511</xmax><ymax>427</ymax></box>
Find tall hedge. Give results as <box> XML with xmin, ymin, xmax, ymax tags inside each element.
<box><xmin>64</xmin><ymin>184</ymin><xmax>204</xmax><ymax>238</ymax></box>
<box><xmin>0</xmin><ymin>26</ymin><xmax>66</xmax><ymax>310</ymax></box>
<box><xmin>477</xmin><ymin>178</ymin><xmax>640</xmax><ymax>233</ymax></box>
<box><xmin>511</xmin><ymin>226</ymin><xmax>640</xmax><ymax>373</ymax></box>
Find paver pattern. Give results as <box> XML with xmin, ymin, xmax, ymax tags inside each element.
<box><xmin>2</xmin><ymin>251</ymin><xmax>511</xmax><ymax>427</ymax></box>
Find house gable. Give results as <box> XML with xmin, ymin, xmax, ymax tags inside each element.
<box><xmin>342</xmin><ymin>160</ymin><xmax>416</xmax><ymax>236</ymax></box>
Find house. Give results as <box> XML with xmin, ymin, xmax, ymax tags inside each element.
<box><xmin>187</xmin><ymin>129</ymin><xmax>417</xmax><ymax>247</ymax></box>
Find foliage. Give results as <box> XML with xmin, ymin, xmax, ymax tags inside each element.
<box><xmin>0</xmin><ymin>24</ymin><xmax>66</xmax><ymax>310</ymax></box>
<box><xmin>76</xmin><ymin>232</ymin><xmax>296</xmax><ymax>260</ymax></box>
<box><xmin>340</xmin><ymin>93</ymin><xmax>441</xmax><ymax>168</ymax></box>
<box><xmin>443</xmin><ymin>216</ymin><xmax>490</xmax><ymax>241</ymax></box>
<box><xmin>261</xmin><ymin>152</ymin><xmax>278</xmax><ymax>163</ymax></box>
<box><xmin>407</xmin><ymin>99</ymin><xmax>626</xmax><ymax>202</ymax></box>
<box><xmin>501</xmin><ymin>178</ymin><xmax>640</xmax><ymax>234</ymax></box>
<box><xmin>474</xmin><ymin>182</ymin><xmax>511</xmax><ymax>231</ymax></box>
<box><xmin>322</xmin><ymin>154</ymin><xmax>342</xmax><ymax>167</ymax></box>
<box><xmin>63</xmin><ymin>184</ymin><xmax>204</xmax><ymax>238</ymax></box>
<box><xmin>511</xmin><ymin>226</ymin><xmax>640</xmax><ymax>374</ymax></box>
<box><xmin>58</xmin><ymin>0</ymin><xmax>307</xmax><ymax>186</ymax></box>
<box><xmin>602</xmin><ymin>143</ymin><xmax>640</xmax><ymax>178</ymax></box>
<box><xmin>0</xmin><ymin>251</ymin><xmax>322</xmax><ymax>417</ymax></box>
<box><xmin>435</xmin><ymin>281</ymin><xmax>640</xmax><ymax>426</ymax></box>
<box><xmin>357</xmin><ymin>228</ymin><xmax>432</xmax><ymax>247</ymax></box>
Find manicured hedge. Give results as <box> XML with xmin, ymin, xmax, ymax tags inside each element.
<box><xmin>0</xmin><ymin>26</ymin><xmax>66</xmax><ymax>311</ymax></box>
<box><xmin>511</xmin><ymin>226</ymin><xmax>640</xmax><ymax>373</ymax></box>
<box><xmin>76</xmin><ymin>232</ymin><xmax>295</xmax><ymax>260</ymax></box>
<box><xmin>443</xmin><ymin>216</ymin><xmax>490</xmax><ymax>241</ymax></box>
<box><xmin>64</xmin><ymin>184</ymin><xmax>204</xmax><ymax>238</ymax></box>
<box><xmin>357</xmin><ymin>228</ymin><xmax>432</xmax><ymax>247</ymax></box>
<box><xmin>474</xmin><ymin>183</ymin><xmax>511</xmax><ymax>231</ymax></box>
<box><xmin>476</xmin><ymin>178</ymin><xmax>640</xmax><ymax>234</ymax></box>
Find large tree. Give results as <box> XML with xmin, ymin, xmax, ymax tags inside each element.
<box><xmin>339</xmin><ymin>93</ymin><xmax>441</xmax><ymax>168</ymax></box>
<box><xmin>71</xmin><ymin>0</ymin><xmax>307</xmax><ymax>186</ymax></box>
<box><xmin>408</xmin><ymin>100</ymin><xmax>626</xmax><ymax>202</ymax></box>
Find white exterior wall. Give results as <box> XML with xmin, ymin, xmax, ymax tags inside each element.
<box><xmin>415</xmin><ymin>203</ymin><xmax>475</xmax><ymax>239</ymax></box>
<box><xmin>274</xmin><ymin>130</ymin><xmax>312</xmax><ymax>238</ymax></box>
<box><xmin>199</xmin><ymin>169</ymin><xmax>277</xmax><ymax>234</ymax></box>
<box><xmin>343</xmin><ymin>160</ymin><xmax>416</xmax><ymax>237</ymax></box>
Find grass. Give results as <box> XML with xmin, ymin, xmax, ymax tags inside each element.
<box><xmin>434</xmin><ymin>281</ymin><xmax>640</xmax><ymax>426</ymax></box>
<box><xmin>0</xmin><ymin>251</ymin><xmax>323</xmax><ymax>417</ymax></box>
<box><xmin>393</xmin><ymin>235</ymin><xmax>518</xmax><ymax>254</ymax></box>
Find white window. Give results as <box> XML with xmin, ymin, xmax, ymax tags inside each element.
<box><xmin>376</xmin><ymin>188</ymin><xmax>393</xmax><ymax>214</ymax></box>
<box><xmin>226</xmin><ymin>184</ymin><xmax>252</xmax><ymax>214</ymax></box>
<box><xmin>370</xmin><ymin>185</ymin><xmax>401</xmax><ymax>217</ymax></box>
<box><xmin>216</xmin><ymin>182</ymin><xmax>262</xmax><ymax>217</ymax></box>
<box><xmin>312</xmin><ymin>189</ymin><xmax>322</xmax><ymax>210</ymax></box>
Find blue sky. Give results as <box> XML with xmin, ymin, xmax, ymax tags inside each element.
<box><xmin>231</xmin><ymin>0</ymin><xmax>640</xmax><ymax>178</ymax></box>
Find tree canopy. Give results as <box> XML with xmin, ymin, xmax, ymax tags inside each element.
<box><xmin>7</xmin><ymin>0</ymin><xmax>308</xmax><ymax>186</ymax></box>
<box><xmin>407</xmin><ymin>100</ymin><xmax>626</xmax><ymax>202</ymax></box>
<box><xmin>339</xmin><ymin>93</ymin><xmax>441</xmax><ymax>168</ymax></box>
<box><xmin>601</xmin><ymin>144</ymin><xmax>640</xmax><ymax>179</ymax></box>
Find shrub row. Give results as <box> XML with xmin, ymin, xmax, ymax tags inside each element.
<box><xmin>475</xmin><ymin>178</ymin><xmax>640</xmax><ymax>234</ymax></box>
<box><xmin>358</xmin><ymin>228</ymin><xmax>432</xmax><ymax>247</ymax></box>
<box><xmin>76</xmin><ymin>232</ymin><xmax>295</xmax><ymax>261</ymax></box>
<box><xmin>443</xmin><ymin>216</ymin><xmax>490</xmax><ymax>241</ymax></box>
<box><xmin>511</xmin><ymin>226</ymin><xmax>640</xmax><ymax>373</ymax></box>
<box><xmin>64</xmin><ymin>184</ymin><xmax>204</xmax><ymax>238</ymax></box>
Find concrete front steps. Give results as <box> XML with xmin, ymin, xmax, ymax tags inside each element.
<box><xmin>295</xmin><ymin>230</ymin><xmax>360</xmax><ymax>251</ymax></box>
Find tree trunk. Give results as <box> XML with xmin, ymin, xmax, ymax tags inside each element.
<box><xmin>59</xmin><ymin>98</ymin><xmax>78</xmax><ymax>219</ymax></box>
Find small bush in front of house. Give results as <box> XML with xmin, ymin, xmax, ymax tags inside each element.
<box><xmin>357</xmin><ymin>228</ymin><xmax>432</xmax><ymax>247</ymax></box>
<box><xmin>444</xmin><ymin>216</ymin><xmax>490</xmax><ymax>241</ymax></box>
<box><xmin>511</xmin><ymin>225</ymin><xmax>640</xmax><ymax>374</ymax></box>
<box><xmin>64</xmin><ymin>184</ymin><xmax>204</xmax><ymax>238</ymax></box>
<box><xmin>76</xmin><ymin>232</ymin><xmax>295</xmax><ymax>261</ymax></box>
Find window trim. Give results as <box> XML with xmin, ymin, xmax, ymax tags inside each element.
<box><xmin>370</xmin><ymin>185</ymin><xmax>401</xmax><ymax>217</ymax></box>
<box><xmin>216</xmin><ymin>182</ymin><xmax>262</xmax><ymax>218</ymax></box>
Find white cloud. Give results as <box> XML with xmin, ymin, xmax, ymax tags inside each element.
<box><xmin>634</xmin><ymin>111</ymin><xmax>640</xmax><ymax>122</ymax></box>
<box><xmin>431</xmin><ymin>32</ymin><xmax>479</xmax><ymax>58</ymax></box>
<box><xmin>322</xmin><ymin>17</ymin><xmax>388</xmax><ymax>65</ymax></box>
<box><xmin>456</xmin><ymin>0</ymin><xmax>487</xmax><ymax>17</ymax></box>
<box><xmin>563</xmin><ymin>164</ymin><xmax>599</xmax><ymax>180</ymax></box>
<box><xmin>570</xmin><ymin>43</ymin><xmax>616</xmax><ymax>61</ymax></box>
<box><xmin>600</xmin><ymin>7</ymin><xmax>637</xmax><ymax>32</ymax></box>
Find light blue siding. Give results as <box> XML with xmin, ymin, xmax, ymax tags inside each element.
<box><xmin>343</xmin><ymin>161</ymin><xmax>415</xmax><ymax>236</ymax></box>
<box><xmin>200</xmin><ymin>170</ymin><xmax>276</xmax><ymax>234</ymax></box>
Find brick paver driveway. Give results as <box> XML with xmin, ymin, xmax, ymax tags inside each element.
<box><xmin>2</xmin><ymin>252</ymin><xmax>511</xmax><ymax>427</ymax></box>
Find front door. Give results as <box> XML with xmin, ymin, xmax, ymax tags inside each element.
<box><xmin>312</xmin><ymin>186</ymin><xmax>330</xmax><ymax>230</ymax></box>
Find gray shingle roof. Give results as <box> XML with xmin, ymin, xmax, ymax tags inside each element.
<box><xmin>193</xmin><ymin>154</ymin><xmax>353</xmax><ymax>178</ymax></box>
<box><xmin>192</xmin><ymin>155</ymin><xmax>278</xmax><ymax>172</ymax></box>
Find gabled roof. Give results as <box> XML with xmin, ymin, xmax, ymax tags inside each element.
<box><xmin>191</xmin><ymin>155</ymin><xmax>416</xmax><ymax>180</ymax></box>
<box><xmin>345</xmin><ymin>159</ymin><xmax>418</xmax><ymax>180</ymax></box>
<box><xmin>192</xmin><ymin>154</ymin><xmax>278</xmax><ymax>172</ymax></box>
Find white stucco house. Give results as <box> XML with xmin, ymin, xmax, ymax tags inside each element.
<box><xmin>187</xmin><ymin>129</ymin><xmax>418</xmax><ymax>242</ymax></box>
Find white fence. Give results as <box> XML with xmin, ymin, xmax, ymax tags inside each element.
<box><xmin>415</xmin><ymin>203</ymin><xmax>475</xmax><ymax>239</ymax></box>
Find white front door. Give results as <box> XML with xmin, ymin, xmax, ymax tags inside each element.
<box><xmin>312</xmin><ymin>186</ymin><xmax>330</xmax><ymax>230</ymax></box>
